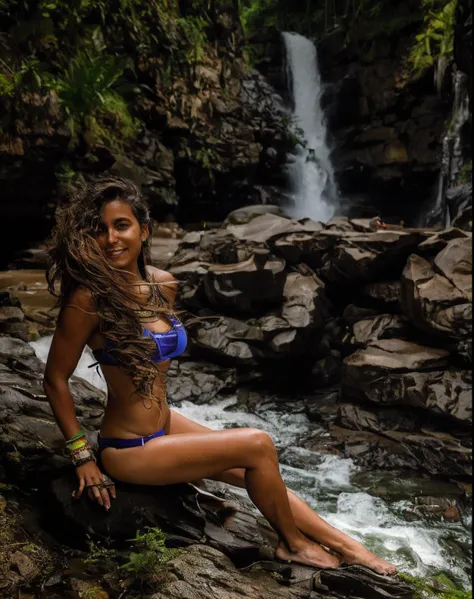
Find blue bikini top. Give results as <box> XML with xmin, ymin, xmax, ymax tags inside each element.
<box><xmin>92</xmin><ymin>314</ymin><xmax>187</xmax><ymax>366</ymax></box>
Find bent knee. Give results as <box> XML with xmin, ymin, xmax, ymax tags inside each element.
<box><xmin>244</xmin><ymin>428</ymin><xmax>276</xmax><ymax>460</ymax></box>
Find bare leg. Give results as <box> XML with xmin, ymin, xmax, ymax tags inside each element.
<box><xmin>101</xmin><ymin>427</ymin><xmax>340</xmax><ymax>569</ymax></box>
<box><xmin>218</xmin><ymin>468</ymin><xmax>396</xmax><ymax>575</ymax></box>
<box><xmin>168</xmin><ymin>410</ymin><xmax>396</xmax><ymax>575</ymax></box>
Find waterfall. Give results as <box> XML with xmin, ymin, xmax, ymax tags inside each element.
<box><xmin>282</xmin><ymin>32</ymin><xmax>337</xmax><ymax>222</ymax></box>
<box><xmin>444</xmin><ymin>70</ymin><xmax>470</xmax><ymax>188</ymax></box>
<box><xmin>418</xmin><ymin>70</ymin><xmax>470</xmax><ymax>227</ymax></box>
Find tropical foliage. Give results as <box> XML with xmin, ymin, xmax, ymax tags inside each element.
<box><xmin>239</xmin><ymin>0</ymin><xmax>424</xmax><ymax>39</ymax></box>
<box><xmin>120</xmin><ymin>527</ymin><xmax>180</xmax><ymax>583</ymax></box>
<box><xmin>408</xmin><ymin>0</ymin><xmax>457</xmax><ymax>74</ymax></box>
<box><xmin>239</xmin><ymin>0</ymin><xmax>459</xmax><ymax>81</ymax></box>
<box><xmin>0</xmin><ymin>0</ymin><xmax>215</xmax><ymax>148</ymax></box>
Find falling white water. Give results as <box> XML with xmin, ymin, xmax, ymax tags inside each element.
<box><xmin>444</xmin><ymin>71</ymin><xmax>470</xmax><ymax>188</ymax></box>
<box><xmin>282</xmin><ymin>32</ymin><xmax>337</xmax><ymax>222</ymax></box>
<box><xmin>418</xmin><ymin>70</ymin><xmax>470</xmax><ymax>227</ymax></box>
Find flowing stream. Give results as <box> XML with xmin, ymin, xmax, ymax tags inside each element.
<box><xmin>31</xmin><ymin>337</ymin><xmax>472</xmax><ymax>589</ymax></box>
<box><xmin>282</xmin><ymin>32</ymin><xmax>337</xmax><ymax>222</ymax></box>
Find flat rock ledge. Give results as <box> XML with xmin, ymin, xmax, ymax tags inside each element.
<box><xmin>45</xmin><ymin>474</ymin><xmax>414</xmax><ymax>599</ymax></box>
<box><xmin>0</xmin><ymin>331</ymin><xmax>416</xmax><ymax>599</ymax></box>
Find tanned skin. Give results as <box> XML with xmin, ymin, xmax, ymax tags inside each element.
<box><xmin>44</xmin><ymin>199</ymin><xmax>397</xmax><ymax>574</ymax></box>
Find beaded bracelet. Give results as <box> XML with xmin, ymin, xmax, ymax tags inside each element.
<box><xmin>66</xmin><ymin>431</ymin><xmax>86</xmax><ymax>444</ymax></box>
<box><xmin>65</xmin><ymin>432</ymin><xmax>96</xmax><ymax>466</ymax></box>
<box><xmin>70</xmin><ymin>444</ymin><xmax>96</xmax><ymax>467</ymax></box>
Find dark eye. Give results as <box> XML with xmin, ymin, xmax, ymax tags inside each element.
<box><xmin>117</xmin><ymin>223</ymin><xmax>129</xmax><ymax>230</ymax></box>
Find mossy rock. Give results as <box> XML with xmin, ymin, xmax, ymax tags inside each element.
<box><xmin>398</xmin><ymin>573</ymin><xmax>472</xmax><ymax>599</ymax></box>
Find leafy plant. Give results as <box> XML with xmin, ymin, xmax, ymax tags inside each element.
<box><xmin>176</xmin><ymin>16</ymin><xmax>208</xmax><ymax>66</ymax></box>
<box><xmin>54</xmin><ymin>49</ymin><xmax>138</xmax><ymax>147</ymax></box>
<box><xmin>398</xmin><ymin>573</ymin><xmax>472</xmax><ymax>599</ymax></box>
<box><xmin>55</xmin><ymin>160</ymin><xmax>76</xmax><ymax>181</ymax></box>
<box><xmin>457</xmin><ymin>162</ymin><xmax>472</xmax><ymax>185</ymax></box>
<box><xmin>84</xmin><ymin>535</ymin><xmax>114</xmax><ymax>565</ymax></box>
<box><xmin>195</xmin><ymin>146</ymin><xmax>220</xmax><ymax>171</ymax></box>
<box><xmin>120</xmin><ymin>527</ymin><xmax>180</xmax><ymax>583</ymax></box>
<box><xmin>408</xmin><ymin>0</ymin><xmax>456</xmax><ymax>74</ymax></box>
<box><xmin>0</xmin><ymin>72</ymin><xmax>16</xmax><ymax>97</ymax></box>
<box><xmin>0</xmin><ymin>56</ymin><xmax>54</xmax><ymax>98</ymax></box>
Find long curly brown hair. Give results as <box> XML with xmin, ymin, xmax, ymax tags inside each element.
<box><xmin>46</xmin><ymin>176</ymin><xmax>170</xmax><ymax>404</ymax></box>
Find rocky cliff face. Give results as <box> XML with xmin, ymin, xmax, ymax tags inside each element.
<box><xmin>253</xmin><ymin>2</ymin><xmax>472</xmax><ymax>225</ymax></box>
<box><xmin>0</xmin><ymin>2</ymin><xmax>292</xmax><ymax>268</ymax></box>
<box><xmin>318</xmin><ymin>31</ymin><xmax>448</xmax><ymax>221</ymax></box>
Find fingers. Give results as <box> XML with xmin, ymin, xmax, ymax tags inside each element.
<box><xmin>109</xmin><ymin>484</ymin><xmax>116</xmax><ymax>500</ymax></box>
<box><xmin>81</xmin><ymin>474</ymin><xmax>116</xmax><ymax>510</ymax></box>
<box><xmin>76</xmin><ymin>476</ymin><xmax>85</xmax><ymax>499</ymax></box>
<box><xmin>100</xmin><ymin>486</ymin><xmax>111</xmax><ymax>511</ymax></box>
<box><xmin>73</xmin><ymin>463</ymin><xmax>117</xmax><ymax>509</ymax></box>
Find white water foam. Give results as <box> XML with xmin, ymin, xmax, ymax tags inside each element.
<box><xmin>32</xmin><ymin>335</ymin><xmax>471</xmax><ymax>588</ymax></box>
<box><xmin>282</xmin><ymin>32</ymin><xmax>337</xmax><ymax>222</ymax></box>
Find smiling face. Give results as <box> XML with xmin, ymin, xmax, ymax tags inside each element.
<box><xmin>95</xmin><ymin>199</ymin><xmax>149</xmax><ymax>274</ymax></box>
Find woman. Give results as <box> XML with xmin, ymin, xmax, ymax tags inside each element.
<box><xmin>44</xmin><ymin>177</ymin><xmax>396</xmax><ymax>575</ymax></box>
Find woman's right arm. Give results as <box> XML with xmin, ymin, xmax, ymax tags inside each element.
<box><xmin>43</xmin><ymin>289</ymin><xmax>114</xmax><ymax>510</ymax></box>
<box><xmin>43</xmin><ymin>288</ymin><xmax>98</xmax><ymax>438</ymax></box>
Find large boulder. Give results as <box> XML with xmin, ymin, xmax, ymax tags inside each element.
<box><xmin>400</xmin><ymin>238</ymin><xmax>472</xmax><ymax>344</ymax></box>
<box><xmin>186</xmin><ymin>316</ymin><xmax>262</xmax><ymax>365</ymax></box>
<box><xmin>344</xmin><ymin>365</ymin><xmax>471</xmax><ymax>424</ymax></box>
<box><xmin>224</xmin><ymin>212</ymin><xmax>308</xmax><ymax>244</ymax></box>
<box><xmin>447</xmin><ymin>184</ymin><xmax>472</xmax><ymax>230</ymax></box>
<box><xmin>318</xmin><ymin>230</ymin><xmax>429</xmax><ymax>285</ymax></box>
<box><xmin>223</xmin><ymin>204</ymin><xmax>286</xmax><ymax>225</ymax></box>
<box><xmin>416</xmin><ymin>227</ymin><xmax>470</xmax><ymax>256</ymax></box>
<box><xmin>343</xmin><ymin>314</ymin><xmax>411</xmax><ymax>348</ymax></box>
<box><xmin>342</xmin><ymin>339</ymin><xmax>450</xmax><ymax>379</ymax></box>
<box><xmin>167</xmin><ymin>360</ymin><xmax>236</xmax><ymax>405</ymax></box>
<box><xmin>256</xmin><ymin>271</ymin><xmax>328</xmax><ymax>357</ymax></box>
<box><xmin>341</xmin><ymin>338</ymin><xmax>471</xmax><ymax>424</ymax></box>
<box><xmin>356</xmin><ymin>281</ymin><xmax>402</xmax><ymax>313</ymax></box>
<box><xmin>203</xmin><ymin>252</ymin><xmax>287</xmax><ymax>314</ymax></box>
<box><xmin>302</xmin><ymin>398</ymin><xmax>472</xmax><ymax>477</ymax></box>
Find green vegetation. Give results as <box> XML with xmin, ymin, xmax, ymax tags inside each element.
<box><xmin>195</xmin><ymin>146</ymin><xmax>220</xmax><ymax>172</ymax></box>
<box><xmin>120</xmin><ymin>527</ymin><xmax>180</xmax><ymax>583</ymax></box>
<box><xmin>177</xmin><ymin>16</ymin><xmax>208</xmax><ymax>66</ymax></box>
<box><xmin>239</xmin><ymin>0</ymin><xmax>326</xmax><ymax>37</ymax></box>
<box><xmin>398</xmin><ymin>573</ymin><xmax>472</xmax><ymax>599</ymax></box>
<box><xmin>408</xmin><ymin>0</ymin><xmax>456</xmax><ymax>74</ymax></box>
<box><xmin>457</xmin><ymin>162</ymin><xmax>472</xmax><ymax>185</ymax></box>
<box><xmin>0</xmin><ymin>0</ymin><xmax>216</xmax><ymax>153</ymax></box>
<box><xmin>239</xmin><ymin>0</ymin><xmax>424</xmax><ymax>40</ymax></box>
<box><xmin>239</xmin><ymin>0</ymin><xmax>459</xmax><ymax>83</ymax></box>
<box><xmin>54</xmin><ymin>49</ymin><xmax>138</xmax><ymax>148</ymax></box>
<box><xmin>84</xmin><ymin>527</ymin><xmax>180</xmax><ymax>591</ymax></box>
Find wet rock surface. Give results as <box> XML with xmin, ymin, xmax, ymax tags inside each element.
<box><xmin>0</xmin><ymin>217</ymin><xmax>472</xmax><ymax>597</ymax></box>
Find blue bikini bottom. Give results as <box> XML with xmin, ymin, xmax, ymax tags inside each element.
<box><xmin>98</xmin><ymin>428</ymin><xmax>165</xmax><ymax>454</ymax></box>
<box><xmin>96</xmin><ymin>429</ymin><xmax>165</xmax><ymax>479</ymax></box>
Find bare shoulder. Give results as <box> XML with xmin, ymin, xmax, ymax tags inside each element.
<box><xmin>146</xmin><ymin>266</ymin><xmax>177</xmax><ymax>286</ymax></box>
<box><xmin>67</xmin><ymin>286</ymin><xmax>97</xmax><ymax>313</ymax></box>
<box><xmin>146</xmin><ymin>266</ymin><xmax>178</xmax><ymax>308</ymax></box>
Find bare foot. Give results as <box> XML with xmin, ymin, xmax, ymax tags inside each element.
<box><xmin>341</xmin><ymin>546</ymin><xmax>397</xmax><ymax>575</ymax></box>
<box><xmin>276</xmin><ymin>540</ymin><xmax>341</xmax><ymax>569</ymax></box>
